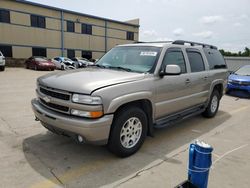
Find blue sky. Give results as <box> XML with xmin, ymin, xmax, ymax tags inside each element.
<box><xmin>29</xmin><ymin>0</ymin><xmax>250</xmax><ymax>52</ymax></box>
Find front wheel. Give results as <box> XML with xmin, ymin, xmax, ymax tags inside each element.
<box><xmin>202</xmin><ymin>90</ymin><xmax>220</xmax><ymax>118</ymax></box>
<box><xmin>108</xmin><ymin>106</ymin><xmax>148</xmax><ymax>157</ymax></box>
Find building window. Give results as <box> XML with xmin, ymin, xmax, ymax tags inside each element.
<box><xmin>31</xmin><ymin>15</ymin><xmax>46</xmax><ymax>28</ymax></box>
<box><xmin>127</xmin><ymin>31</ymin><xmax>134</xmax><ymax>41</ymax></box>
<box><xmin>82</xmin><ymin>23</ymin><xmax>92</xmax><ymax>35</ymax></box>
<box><xmin>0</xmin><ymin>45</ymin><xmax>12</xmax><ymax>57</ymax></box>
<box><xmin>82</xmin><ymin>51</ymin><xmax>92</xmax><ymax>60</ymax></box>
<box><xmin>67</xmin><ymin>21</ymin><xmax>75</xmax><ymax>32</ymax></box>
<box><xmin>32</xmin><ymin>47</ymin><xmax>47</xmax><ymax>57</ymax></box>
<box><xmin>0</xmin><ymin>9</ymin><xmax>10</xmax><ymax>23</ymax></box>
<box><xmin>67</xmin><ymin>49</ymin><xmax>75</xmax><ymax>59</ymax></box>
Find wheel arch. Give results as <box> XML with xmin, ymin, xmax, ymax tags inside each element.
<box><xmin>108</xmin><ymin>94</ymin><xmax>154</xmax><ymax>137</ymax></box>
<box><xmin>209</xmin><ymin>80</ymin><xmax>225</xmax><ymax>99</ymax></box>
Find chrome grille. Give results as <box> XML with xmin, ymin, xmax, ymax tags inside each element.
<box><xmin>40</xmin><ymin>87</ymin><xmax>70</xmax><ymax>100</ymax></box>
<box><xmin>40</xmin><ymin>98</ymin><xmax>69</xmax><ymax>113</ymax></box>
<box><xmin>38</xmin><ymin>85</ymin><xmax>71</xmax><ymax>114</ymax></box>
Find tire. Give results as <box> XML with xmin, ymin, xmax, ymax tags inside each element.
<box><xmin>61</xmin><ymin>65</ymin><xmax>65</xmax><ymax>70</ymax></box>
<box><xmin>108</xmin><ymin>106</ymin><xmax>148</xmax><ymax>157</ymax></box>
<box><xmin>0</xmin><ymin>66</ymin><xmax>5</xmax><ymax>71</ymax></box>
<box><xmin>202</xmin><ymin>90</ymin><xmax>220</xmax><ymax>118</ymax></box>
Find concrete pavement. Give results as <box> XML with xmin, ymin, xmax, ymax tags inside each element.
<box><xmin>0</xmin><ymin>68</ymin><xmax>249</xmax><ymax>188</ymax></box>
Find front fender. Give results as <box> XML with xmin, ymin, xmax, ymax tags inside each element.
<box><xmin>106</xmin><ymin>91</ymin><xmax>154</xmax><ymax>114</ymax></box>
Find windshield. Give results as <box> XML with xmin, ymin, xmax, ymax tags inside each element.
<box><xmin>96</xmin><ymin>46</ymin><xmax>161</xmax><ymax>73</ymax></box>
<box><xmin>235</xmin><ymin>66</ymin><xmax>250</xmax><ymax>76</ymax></box>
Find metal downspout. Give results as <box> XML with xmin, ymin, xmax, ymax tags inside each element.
<box><xmin>61</xmin><ymin>10</ymin><xmax>64</xmax><ymax>56</ymax></box>
<box><xmin>105</xmin><ymin>20</ymin><xmax>107</xmax><ymax>53</ymax></box>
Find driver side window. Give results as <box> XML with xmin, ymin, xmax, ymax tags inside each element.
<box><xmin>162</xmin><ymin>49</ymin><xmax>186</xmax><ymax>73</ymax></box>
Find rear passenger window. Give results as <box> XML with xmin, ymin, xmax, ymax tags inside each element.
<box><xmin>203</xmin><ymin>49</ymin><xmax>227</xmax><ymax>69</ymax></box>
<box><xmin>162</xmin><ymin>49</ymin><xmax>186</xmax><ymax>73</ymax></box>
<box><xmin>187</xmin><ymin>51</ymin><xmax>205</xmax><ymax>72</ymax></box>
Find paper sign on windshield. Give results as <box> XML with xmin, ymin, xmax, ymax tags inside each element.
<box><xmin>140</xmin><ymin>52</ymin><xmax>158</xmax><ymax>56</ymax></box>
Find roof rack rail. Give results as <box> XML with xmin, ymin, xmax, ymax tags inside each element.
<box><xmin>134</xmin><ymin>41</ymin><xmax>173</xmax><ymax>44</ymax></box>
<box><xmin>172</xmin><ymin>40</ymin><xmax>217</xmax><ymax>49</ymax></box>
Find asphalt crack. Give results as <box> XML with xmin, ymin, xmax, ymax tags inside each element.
<box><xmin>50</xmin><ymin>168</ymin><xmax>65</xmax><ymax>187</ymax></box>
<box><xmin>24</xmin><ymin>143</ymin><xmax>65</xmax><ymax>187</ymax></box>
<box><xmin>0</xmin><ymin>117</ymin><xmax>19</xmax><ymax>135</ymax></box>
<box><xmin>114</xmin><ymin>148</ymin><xmax>188</xmax><ymax>187</ymax></box>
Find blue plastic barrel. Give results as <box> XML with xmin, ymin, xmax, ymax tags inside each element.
<box><xmin>188</xmin><ymin>140</ymin><xmax>213</xmax><ymax>188</ymax></box>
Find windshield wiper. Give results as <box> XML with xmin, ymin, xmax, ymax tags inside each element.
<box><xmin>107</xmin><ymin>66</ymin><xmax>132</xmax><ymax>72</ymax></box>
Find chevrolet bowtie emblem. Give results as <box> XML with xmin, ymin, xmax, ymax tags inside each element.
<box><xmin>43</xmin><ymin>96</ymin><xmax>51</xmax><ymax>103</ymax></box>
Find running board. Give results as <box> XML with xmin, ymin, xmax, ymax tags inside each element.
<box><xmin>154</xmin><ymin>105</ymin><xmax>206</xmax><ymax>129</ymax></box>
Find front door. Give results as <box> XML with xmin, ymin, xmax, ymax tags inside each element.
<box><xmin>155</xmin><ymin>48</ymin><xmax>195</xmax><ymax>119</ymax></box>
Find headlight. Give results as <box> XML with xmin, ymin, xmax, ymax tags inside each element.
<box><xmin>71</xmin><ymin>109</ymin><xmax>103</xmax><ymax>118</ymax></box>
<box><xmin>228</xmin><ymin>79</ymin><xmax>232</xmax><ymax>83</ymax></box>
<box><xmin>72</xmin><ymin>94</ymin><xmax>102</xmax><ymax>105</ymax></box>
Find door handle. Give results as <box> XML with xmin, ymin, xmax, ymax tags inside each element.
<box><xmin>185</xmin><ymin>79</ymin><xmax>191</xmax><ymax>84</ymax></box>
<box><xmin>203</xmin><ymin>76</ymin><xmax>208</xmax><ymax>80</ymax></box>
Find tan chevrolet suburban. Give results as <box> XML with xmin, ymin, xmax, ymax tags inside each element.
<box><xmin>32</xmin><ymin>40</ymin><xmax>228</xmax><ymax>157</ymax></box>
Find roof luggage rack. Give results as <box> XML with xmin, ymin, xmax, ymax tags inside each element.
<box><xmin>134</xmin><ymin>41</ymin><xmax>172</xmax><ymax>44</ymax></box>
<box><xmin>172</xmin><ymin>40</ymin><xmax>217</xmax><ymax>49</ymax></box>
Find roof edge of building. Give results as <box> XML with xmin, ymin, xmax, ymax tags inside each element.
<box><xmin>15</xmin><ymin>0</ymin><xmax>140</xmax><ymax>27</ymax></box>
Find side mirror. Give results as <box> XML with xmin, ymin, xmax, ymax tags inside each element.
<box><xmin>160</xmin><ymin>64</ymin><xmax>181</xmax><ymax>77</ymax></box>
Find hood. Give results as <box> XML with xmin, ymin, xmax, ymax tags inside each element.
<box><xmin>38</xmin><ymin>67</ymin><xmax>145</xmax><ymax>94</ymax></box>
<box><xmin>229</xmin><ymin>74</ymin><xmax>250</xmax><ymax>82</ymax></box>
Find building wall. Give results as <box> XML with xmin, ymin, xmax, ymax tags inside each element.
<box><xmin>0</xmin><ymin>0</ymin><xmax>139</xmax><ymax>59</ymax></box>
<box><xmin>225</xmin><ymin>57</ymin><xmax>250</xmax><ymax>72</ymax></box>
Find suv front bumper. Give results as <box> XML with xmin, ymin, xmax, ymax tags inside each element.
<box><xmin>31</xmin><ymin>98</ymin><xmax>113</xmax><ymax>145</ymax></box>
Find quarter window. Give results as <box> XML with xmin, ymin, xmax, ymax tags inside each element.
<box><xmin>0</xmin><ymin>45</ymin><xmax>12</xmax><ymax>57</ymax></box>
<box><xmin>187</xmin><ymin>51</ymin><xmax>205</xmax><ymax>72</ymax></box>
<box><xmin>0</xmin><ymin>10</ymin><xmax>10</xmax><ymax>23</ymax></box>
<box><xmin>32</xmin><ymin>47</ymin><xmax>47</xmax><ymax>57</ymax></box>
<box><xmin>67</xmin><ymin>21</ymin><xmax>75</xmax><ymax>32</ymax></box>
<box><xmin>82</xmin><ymin>24</ymin><xmax>92</xmax><ymax>35</ymax></box>
<box><xmin>203</xmin><ymin>48</ymin><xmax>226</xmax><ymax>69</ymax></box>
<box><xmin>162</xmin><ymin>49</ymin><xmax>186</xmax><ymax>73</ymax></box>
<box><xmin>31</xmin><ymin>15</ymin><xmax>46</xmax><ymax>28</ymax></box>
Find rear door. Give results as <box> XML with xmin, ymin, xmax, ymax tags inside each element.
<box><xmin>185</xmin><ymin>48</ymin><xmax>210</xmax><ymax>105</ymax></box>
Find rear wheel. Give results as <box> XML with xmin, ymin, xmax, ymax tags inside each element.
<box><xmin>0</xmin><ymin>66</ymin><xmax>5</xmax><ymax>71</ymax></box>
<box><xmin>108</xmin><ymin>106</ymin><xmax>147</xmax><ymax>157</ymax></box>
<box><xmin>202</xmin><ymin>90</ymin><xmax>220</xmax><ymax>118</ymax></box>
